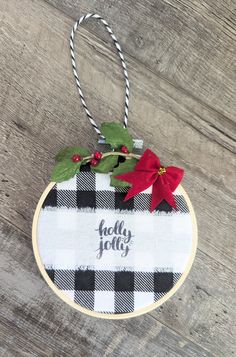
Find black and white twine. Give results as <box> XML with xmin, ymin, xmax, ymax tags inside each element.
<box><xmin>70</xmin><ymin>13</ymin><xmax>130</xmax><ymax>136</ymax></box>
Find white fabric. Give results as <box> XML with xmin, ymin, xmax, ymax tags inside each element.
<box><xmin>37</xmin><ymin>207</ymin><xmax>193</xmax><ymax>273</ymax></box>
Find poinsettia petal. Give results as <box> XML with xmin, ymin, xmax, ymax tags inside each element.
<box><xmin>135</xmin><ymin>149</ymin><xmax>160</xmax><ymax>172</ymax></box>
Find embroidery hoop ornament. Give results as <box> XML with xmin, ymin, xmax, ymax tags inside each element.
<box><xmin>32</xmin><ymin>13</ymin><xmax>198</xmax><ymax>319</ymax></box>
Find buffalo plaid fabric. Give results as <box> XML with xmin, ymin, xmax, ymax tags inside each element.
<box><xmin>42</xmin><ymin>165</ymin><xmax>189</xmax><ymax>213</ymax></box>
<box><xmin>46</xmin><ymin>268</ymin><xmax>181</xmax><ymax>313</ymax></box>
<box><xmin>38</xmin><ymin>165</ymin><xmax>192</xmax><ymax>314</ymax></box>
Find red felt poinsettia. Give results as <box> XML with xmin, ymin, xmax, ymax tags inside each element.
<box><xmin>115</xmin><ymin>149</ymin><xmax>184</xmax><ymax>212</ymax></box>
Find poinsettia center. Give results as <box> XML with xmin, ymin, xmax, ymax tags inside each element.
<box><xmin>157</xmin><ymin>167</ymin><xmax>166</xmax><ymax>176</ymax></box>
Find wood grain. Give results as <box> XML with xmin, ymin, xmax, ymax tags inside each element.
<box><xmin>46</xmin><ymin>0</ymin><xmax>236</xmax><ymax>122</ymax></box>
<box><xmin>0</xmin><ymin>0</ymin><xmax>235</xmax><ymax>355</ymax></box>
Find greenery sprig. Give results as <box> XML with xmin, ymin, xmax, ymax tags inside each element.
<box><xmin>51</xmin><ymin>122</ymin><xmax>141</xmax><ymax>188</ymax></box>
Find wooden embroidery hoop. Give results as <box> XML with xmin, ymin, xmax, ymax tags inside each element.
<box><xmin>32</xmin><ymin>182</ymin><xmax>198</xmax><ymax>319</ymax></box>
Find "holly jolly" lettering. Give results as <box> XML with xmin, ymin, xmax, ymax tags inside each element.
<box><xmin>95</xmin><ymin>219</ymin><xmax>133</xmax><ymax>259</ymax></box>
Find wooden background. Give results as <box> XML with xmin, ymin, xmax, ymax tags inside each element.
<box><xmin>0</xmin><ymin>0</ymin><xmax>235</xmax><ymax>356</ymax></box>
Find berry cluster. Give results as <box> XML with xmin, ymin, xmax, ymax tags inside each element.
<box><xmin>90</xmin><ymin>151</ymin><xmax>102</xmax><ymax>166</ymax></box>
<box><xmin>71</xmin><ymin>145</ymin><xmax>129</xmax><ymax>167</ymax></box>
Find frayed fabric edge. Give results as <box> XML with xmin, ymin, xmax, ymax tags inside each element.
<box><xmin>44</xmin><ymin>264</ymin><xmax>181</xmax><ymax>273</ymax></box>
<box><xmin>41</xmin><ymin>206</ymin><xmax>189</xmax><ymax>216</ymax></box>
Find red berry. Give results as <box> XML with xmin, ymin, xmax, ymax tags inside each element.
<box><xmin>121</xmin><ymin>145</ymin><xmax>129</xmax><ymax>154</ymax></box>
<box><xmin>94</xmin><ymin>151</ymin><xmax>102</xmax><ymax>160</ymax></box>
<box><xmin>71</xmin><ymin>154</ymin><xmax>81</xmax><ymax>163</ymax></box>
<box><xmin>90</xmin><ymin>158</ymin><xmax>98</xmax><ymax>166</ymax></box>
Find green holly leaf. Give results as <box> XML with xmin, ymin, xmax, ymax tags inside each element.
<box><xmin>91</xmin><ymin>155</ymin><xmax>118</xmax><ymax>173</ymax></box>
<box><xmin>100</xmin><ymin>122</ymin><xmax>133</xmax><ymax>152</ymax></box>
<box><xmin>51</xmin><ymin>160</ymin><xmax>80</xmax><ymax>183</ymax></box>
<box><xmin>55</xmin><ymin>147</ymin><xmax>90</xmax><ymax>162</ymax></box>
<box><xmin>110</xmin><ymin>158</ymin><xmax>138</xmax><ymax>188</ymax></box>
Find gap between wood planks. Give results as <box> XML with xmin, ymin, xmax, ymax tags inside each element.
<box><xmin>147</xmin><ymin>313</ymin><xmax>215</xmax><ymax>357</ymax></box>
<box><xmin>42</xmin><ymin>0</ymin><xmax>236</xmax><ymax>134</ymax></box>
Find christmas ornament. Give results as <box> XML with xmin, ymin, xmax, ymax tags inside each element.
<box><xmin>32</xmin><ymin>13</ymin><xmax>197</xmax><ymax>319</ymax></box>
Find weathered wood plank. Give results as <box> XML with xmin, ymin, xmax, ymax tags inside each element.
<box><xmin>151</xmin><ymin>250</ymin><xmax>236</xmax><ymax>355</ymax></box>
<box><xmin>1</xmin><ymin>0</ymin><xmax>235</xmax><ymax>151</ymax></box>
<box><xmin>0</xmin><ymin>0</ymin><xmax>235</xmax><ymax>269</ymax></box>
<box><xmin>1</xmin><ymin>123</ymin><xmax>235</xmax><ymax>354</ymax></box>
<box><xmin>1</xmin><ymin>119</ymin><xmax>236</xmax><ymax>354</ymax></box>
<box><xmin>1</xmin><ymin>207</ymin><xmax>236</xmax><ymax>355</ymax></box>
<box><xmin>0</xmin><ymin>220</ymin><xmax>214</xmax><ymax>357</ymax></box>
<box><xmin>45</xmin><ymin>0</ymin><xmax>236</xmax><ymax>122</ymax></box>
<box><xmin>0</xmin><ymin>0</ymin><xmax>235</xmax><ymax>355</ymax></box>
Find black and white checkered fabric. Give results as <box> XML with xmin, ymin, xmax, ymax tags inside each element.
<box><xmin>43</xmin><ymin>164</ymin><xmax>189</xmax><ymax>214</ymax></box>
<box><xmin>38</xmin><ymin>165</ymin><xmax>192</xmax><ymax>314</ymax></box>
<box><xmin>46</xmin><ymin>268</ymin><xmax>181</xmax><ymax>313</ymax></box>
